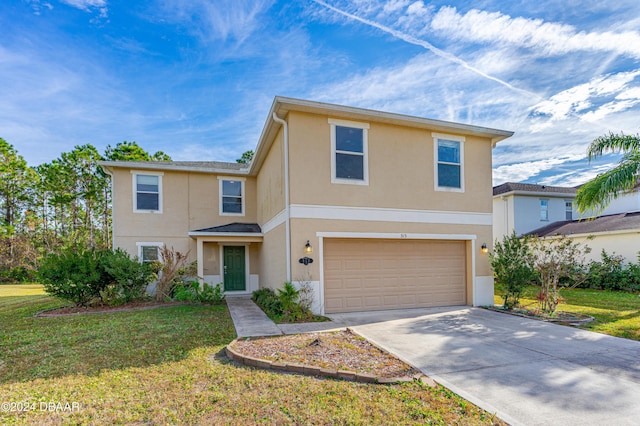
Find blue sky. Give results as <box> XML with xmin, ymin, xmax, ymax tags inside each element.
<box><xmin>2</xmin><ymin>0</ymin><xmax>640</xmax><ymax>186</ymax></box>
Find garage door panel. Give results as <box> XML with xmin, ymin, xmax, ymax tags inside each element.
<box><xmin>324</xmin><ymin>239</ymin><xmax>466</xmax><ymax>313</ymax></box>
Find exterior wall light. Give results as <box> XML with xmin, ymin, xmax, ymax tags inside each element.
<box><xmin>300</xmin><ymin>240</ymin><xmax>314</xmax><ymax>265</ymax></box>
<box><xmin>481</xmin><ymin>243</ymin><xmax>488</xmax><ymax>254</ymax></box>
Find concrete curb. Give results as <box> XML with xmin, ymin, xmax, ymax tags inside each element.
<box><xmin>225</xmin><ymin>335</ymin><xmax>437</xmax><ymax>386</ymax></box>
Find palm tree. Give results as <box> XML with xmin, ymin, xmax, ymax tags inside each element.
<box><xmin>575</xmin><ymin>132</ymin><xmax>640</xmax><ymax>213</ymax></box>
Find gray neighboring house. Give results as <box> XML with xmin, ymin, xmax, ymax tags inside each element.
<box><xmin>493</xmin><ymin>182</ymin><xmax>640</xmax><ymax>263</ymax></box>
<box><xmin>492</xmin><ymin>183</ymin><xmax>577</xmax><ymax>241</ymax></box>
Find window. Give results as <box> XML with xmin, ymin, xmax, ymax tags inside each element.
<box><xmin>329</xmin><ymin>118</ymin><xmax>369</xmax><ymax>185</ymax></box>
<box><xmin>565</xmin><ymin>201</ymin><xmax>573</xmax><ymax>220</ymax></box>
<box><xmin>136</xmin><ymin>242</ymin><xmax>163</xmax><ymax>263</ymax></box>
<box><xmin>219</xmin><ymin>177</ymin><xmax>245</xmax><ymax>215</ymax></box>
<box><xmin>540</xmin><ymin>199</ymin><xmax>549</xmax><ymax>221</ymax></box>
<box><xmin>132</xmin><ymin>172</ymin><xmax>162</xmax><ymax>213</ymax></box>
<box><xmin>433</xmin><ymin>133</ymin><xmax>464</xmax><ymax>191</ymax></box>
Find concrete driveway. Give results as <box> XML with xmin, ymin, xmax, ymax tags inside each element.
<box><xmin>328</xmin><ymin>307</ymin><xmax>640</xmax><ymax>426</ymax></box>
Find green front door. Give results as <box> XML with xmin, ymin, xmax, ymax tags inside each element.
<box><xmin>223</xmin><ymin>246</ymin><xmax>246</xmax><ymax>291</ymax></box>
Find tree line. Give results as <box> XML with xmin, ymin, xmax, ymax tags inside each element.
<box><xmin>0</xmin><ymin>139</ymin><xmax>171</xmax><ymax>282</ymax></box>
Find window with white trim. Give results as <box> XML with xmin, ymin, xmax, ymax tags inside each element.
<box><xmin>219</xmin><ymin>177</ymin><xmax>245</xmax><ymax>215</ymax></box>
<box><xmin>565</xmin><ymin>201</ymin><xmax>573</xmax><ymax>220</ymax></box>
<box><xmin>540</xmin><ymin>199</ymin><xmax>549</xmax><ymax>221</ymax></box>
<box><xmin>133</xmin><ymin>172</ymin><xmax>162</xmax><ymax>213</ymax></box>
<box><xmin>136</xmin><ymin>242</ymin><xmax>163</xmax><ymax>263</ymax></box>
<box><xmin>329</xmin><ymin>119</ymin><xmax>369</xmax><ymax>185</ymax></box>
<box><xmin>433</xmin><ymin>133</ymin><xmax>464</xmax><ymax>191</ymax></box>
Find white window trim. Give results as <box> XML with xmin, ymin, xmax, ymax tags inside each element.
<box><xmin>540</xmin><ymin>199</ymin><xmax>549</xmax><ymax>221</ymax></box>
<box><xmin>329</xmin><ymin>118</ymin><xmax>369</xmax><ymax>186</ymax></box>
<box><xmin>565</xmin><ymin>200</ymin><xmax>573</xmax><ymax>221</ymax></box>
<box><xmin>433</xmin><ymin>133</ymin><xmax>465</xmax><ymax>193</ymax></box>
<box><xmin>136</xmin><ymin>242</ymin><xmax>164</xmax><ymax>263</ymax></box>
<box><xmin>131</xmin><ymin>171</ymin><xmax>163</xmax><ymax>213</ymax></box>
<box><xmin>218</xmin><ymin>176</ymin><xmax>246</xmax><ymax>216</ymax></box>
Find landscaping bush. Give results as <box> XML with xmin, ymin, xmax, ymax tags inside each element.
<box><xmin>583</xmin><ymin>250</ymin><xmax>640</xmax><ymax>291</ymax></box>
<box><xmin>490</xmin><ymin>232</ymin><xmax>536</xmax><ymax>309</ymax></box>
<box><xmin>100</xmin><ymin>248</ymin><xmax>156</xmax><ymax>303</ymax></box>
<box><xmin>252</xmin><ymin>283</ymin><xmax>326</xmax><ymax>323</ymax></box>
<box><xmin>39</xmin><ymin>248</ymin><xmax>112</xmax><ymax>306</ymax></box>
<box><xmin>39</xmin><ymin>247</ymin><xmax>156</xmax><ymax>306</ymax></box>
<box><xmin>173</xmin><ymin>281</ymin><xmax>225</xmax><ymax>304</ymax></box>
<box><xmin>251</xmin><ymin>288</ymin><xmax>282</xmax><ymax>316</ymax></box>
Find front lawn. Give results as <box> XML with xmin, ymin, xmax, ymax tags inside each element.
<box><xmin>494</xmin><ymin>283</ymin><xmax>640</xmax><ymax>341</ymax></box>
<box><xmin>1</xmin><ymin>285</ymin><xmax>502</xmax><ymax>425</ymax></box>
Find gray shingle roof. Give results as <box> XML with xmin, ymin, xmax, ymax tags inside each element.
<box><xmin>493</xmin><ymin>182</ymin><xmax>578</xmax><ymax>196</ymax></box>
<box><xmin>527</xmin><ymin>211</ymin><xmax>640</xmax><ymax>237</ymax></box>
<box><xmin>191</xmin><ymin>223</ymin><xmax>262</xmax><ymax>233</ymax></box>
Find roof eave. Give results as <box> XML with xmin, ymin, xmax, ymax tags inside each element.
<box><xmin>97</xmin><ymin>161</ymin><xmax>249</xmax><ymax>175</ymax></box>
<box><xmin>250</xmin><ymin>96</ymin><xmax>515</xmax><ymax>175</ymax></box>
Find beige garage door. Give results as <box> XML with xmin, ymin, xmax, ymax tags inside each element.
<box><xmin>323</xmin><ymin>239</ymin><xmax>466</xmax><ymax>313</ymax></box>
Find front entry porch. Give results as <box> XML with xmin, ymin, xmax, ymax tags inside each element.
<box><xmin>189</xmin><ymin>223</ymin><xmax>263</xmax><ymax>296</ymax></box>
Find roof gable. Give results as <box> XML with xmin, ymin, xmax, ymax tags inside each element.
<box><xmin>528</xmin><ymin>211</ymin><xmax>640</xmax><ymax>237</ymax></box>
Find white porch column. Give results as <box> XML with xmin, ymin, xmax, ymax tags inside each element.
<box><xmin>197</xmin><ymin>237</ymin><xmax>204</xmax><ymax>286</ymax></box>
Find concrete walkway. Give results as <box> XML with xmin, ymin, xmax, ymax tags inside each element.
<box><xmin>225</xmin><ymin>297</ymin><xmax>282</xmax><ymax>337</ymax></box>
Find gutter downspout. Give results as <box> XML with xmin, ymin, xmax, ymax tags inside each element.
<box><xmin>102</xmin><ymin>166</ymin><xmax>116</xmax><ymax>251</ymax></box>
<box><xmin>272</xmin><ymin>112</ymin><xmax>291</xmax><ymax>282</ymax></box>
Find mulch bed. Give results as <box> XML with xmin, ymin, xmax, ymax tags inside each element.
<box><xmin>231</xmin><ymin>329</ymin><xmax>420</xmax><ymax>379</ymax></box>
<box><xmin>485</xmin><ymin>306</ymin><xmax>594</xmax><ymax>325</ymax></box>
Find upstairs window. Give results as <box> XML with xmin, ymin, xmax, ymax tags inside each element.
<box><xmin>219</xmin><ymin>177</ymin><xmax>245</xmax><ymax>215</ymax></box>
<box><xmin>434</xmin><ymin>134</ymin><xmax>465</xmax><ymax>192</ymax></box>
<box><xmin>329</xmin><ymin>119</ymin><xmax>369</xmax><ymax>185</ymax></box>
<box><xmin>565</xmin><ymin>201</ymin><xmax>573</xmax><ymax>220</ymax></box>
<box><xmin>540</xmin><ymin>199</ymin><xmax>549</xmax><ymax>221</ymax></box>
<box><xmin>133</xmin><ymin>172</ymin><xmax>162</xmax><ymax>213</ymax></box>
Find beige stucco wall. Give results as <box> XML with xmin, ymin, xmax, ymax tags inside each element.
<box><xmin>289</xmin><ymin>217</ymin><xmax>493</xmax><ymax>294</ymax></box>
<box><xmin>110</xmin><ymin>167</ymin><xmax>257</xmax><ymax>265</ymax></box>
<box><xmin>565</xmin><ymin>232</ymin><xmax>640</xmax><ymax>264</ymax></box>
<box><xmin>286</xmin><ymin>111</ymin><xmax>493</xmax><ymax>213</ymax></box>
<box><xmin>257</xmin><ymin>127</ymin><xmax>285</xmax><ymax>225</ymax></box>
<box><xmin>258</xmin><ymin>223</ymin><xmax>287</xmax><ymax>290</ymax></box>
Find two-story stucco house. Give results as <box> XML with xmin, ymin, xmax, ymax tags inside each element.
<box><xmin>100</xmin><ymin>97</ymin><xmax>513</xmax><ymax>314</ymax></box>
<box><xmin>492</xmin><ymin>182</ymin><xmax>578</xmax><ymax>242</ymax></box>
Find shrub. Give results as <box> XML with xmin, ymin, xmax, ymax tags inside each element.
<box><xmin>252</xmin><ymin>288</ymin><xmax>282</xmax><ymax>316</ymax></box>
<box><xmin>490</xmin><ymin>232</ymin><xmax>536</xmax><ymax>309</ymax></box>
<box><xmin>39</xmin><ymin>248</ymin><xmax>111</xmax><ymax>306</ymax></box>
<box><xmin>277</xmin><ymin>281</ymin><xmax>304</xmax><ymax>322</ymax></box>
<box><xmin>155</xmin><ymin>246</ymin><xmax>190</xmax><ymax>301</ymax></box>
<box><xmin>100</xmin><ymin>248</ymin><xmax>155</xmax><ymax>303</ymax></box>
<box><xmin>39</xmin><ymin>247</ymin><xmax>156</xmax><ymax>306</ymax></box>
<box><xmin>583</xmin><ymin>250</ymin><xmax>640</xmax><ymax>291</ymax></box>
<box><xmin>173</xmin><ymin>281</ymin><xmax>225</xmax><ymax>304</ymax></box>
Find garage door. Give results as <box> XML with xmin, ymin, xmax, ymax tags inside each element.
<box><xmin>323</xmin><ymin>239</ymin><xmax>466</xmax><ymax>313</ymax></box>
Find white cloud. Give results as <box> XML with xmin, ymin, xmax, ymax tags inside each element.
<box><xmin>430</xmin><ymin>7</ymin><xmax>640</xmax><ymax>59</ymax></box>
<box><xmin>59</xmin><ymin>0</ymin><xmax>107</xmax><ymax>17</ymax></box>
<box><xmin>537</xmin><ymin>163</ymin><xmax>615</xmax><ymax>187</ymax></box>
<box><xmin>493</xmin><ymin>156</ymin><xmax>583</xmax><ymax>185</ymax></box>
<box><xmin>158</xmin><ymin>0</ymin><xmax>274</xmax><ymax>45</ymax></box>
<box><xmin>530</xmin><ymin>70</ymin><xmax>640</xmax><ymax>129</ymax></box>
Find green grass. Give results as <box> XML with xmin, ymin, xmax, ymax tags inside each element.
<box><xmin>494</xmin><ymin>283</ymin><xmax>640</xmax><ymax>340</ymax></box>
<box><xmin>1</xmin><ymin>285</ymin><xmax>503</xmax><ymax>425</ymax></box>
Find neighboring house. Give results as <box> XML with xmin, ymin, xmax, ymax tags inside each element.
<box><xmin>492</xmin><ymin>183</ymin><xmax>577</xmax><ymax>241</ymax></box>
<box><xmin>494</xmin><ymin>182</ymin><xmax>640</xmax><ymax>263</ymax></box>
<box><xmin>100</xmin><ymin>96</ymin><xmax>513</xmax><ymax>314</ymax></box>
<box><xmin>529</xmin><ymin>211</ymin><xmax>640</xmax><ymax>263</ymax></box>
